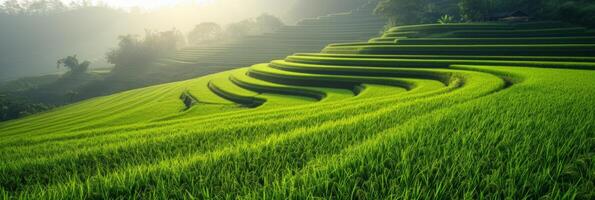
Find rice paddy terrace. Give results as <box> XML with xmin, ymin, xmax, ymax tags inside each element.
<box><xmin>158</xmin><ymin>1</ymin><xmax>385</xmax><ymax>67</ymax></box>
<box><xmin>1</xmin><ymin>21</ymin><xmax>594</xmax><ymax>199</ymax></box>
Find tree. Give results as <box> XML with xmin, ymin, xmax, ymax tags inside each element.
<box><xmin>143</xmin><ymin>29</ymin><xmax>186</xmax><ymax>53</ymax></box>
<box><xmin>226</xmin><ymin>19</ymin><xmax>257</xmax><ymax>38</ymax></box>
<box><xmin>375</xmin><ymin>0</ymin><xmax>459</xmax><ymax>25</ymax></box>
<box><xmin>107</xmin><ymin>29</ymin><xmax>185</xmax><ymax>69</ymax></box>
<box><xmin>65</xmin><ymin>90</ymin><xmax>78</xmax><ymax>102</ymax></box>
<box><xmin>458</xmin><ymin>0</ymin><xmax>488</xmax><ymax>21</ymax></box>
<box><xmin>225</xmin><ymin>13</ymin><xmax>284</xmax><ymax>38</ymax></box>
<box><xmin>106</xmin><ymin>34</ymin><xmax>142</xmax><ymax>68</ymax></box>
<box><xmin>69</xmin><ymin>0</ymin><xmax>93</xmax><ymax>9</ymax></box>
<box><xmin>373</xmin><ymin>0</ymin><xmax>595</xmax><ymax>27</ymax></box>
<box><xmin>255</xmin><ymin>13</ymin><xmax>283</xmax><ymax>33</ymax></box>
<box><xmin>1</xmin><ymin>0</ymin><xmax>24</xmax><ymax>15</ymax></box>
<box><xmin>0</xmin><ymin>94</ymin><xmax>51</xmax><ymax>121</ymax></box>
<box><xmin>0</xmin><ymin>95</ymin><xmax>8</xmax><ymax>120</ymax></box>
<box><xmin>375</xmin><ymin>0</ymin><xmax>425</xmax><ymax>25</ymax></box>
<box><xmin>286</xmin><ymin>0</ymin><xmax>369</xmax><ymax>22</ymax></box>
<box><xmin>187</xmin><ymin>22</ymin><xmax>223</xmax><ymax>45</ymax></box>
<box><xmin>1</xmin><ymin>0</ymin><xmax>72</xmax><ymax>15</ymax></box>
<box><xmin>457</xmin><ymin>0</ymin><xmax>525</xmax><ymax>21</ymax></box>
<box><xmin>554</xmin><ymin>0</ymin><xmax>595</xmax><ymax>27</ymax></box>
<box><xmin>106</xmin><ymin>34</ymin><xmax>154</xmax><ymax>69</ymax></box>
<box><xmin>27</xmin><ymin>0</ymin><xmax>68</xmax><ymax>15</ymax></box>
<box><xmin>56</xmin><ymin>55</ymin><xmax>90</xmax><ymax>75</ymax></box>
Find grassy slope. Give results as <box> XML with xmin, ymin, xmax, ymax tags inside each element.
<box><xmin>0</xmin><ymin>22</ymin><xmax>594</xmax><ymax>199</ymax></box>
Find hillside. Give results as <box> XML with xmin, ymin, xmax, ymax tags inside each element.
<box><xmin>158</xmin><ymin>1</ymin><xmax>384</xmax><ymax>67</ymax></box>
<box><xmin>65</xmin><ymin>1</ymin><xmax>386</xmax><ymax>103</ymax></box>
<box><xmin>0</xmin><ymin>21</ymin><xmax>594</xmax><ymax>199</ymax></box>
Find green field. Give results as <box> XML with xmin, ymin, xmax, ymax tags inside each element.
<box><xmin>1</xmin><ymin>22</ymin><xmax>594</xmax><ymax>199</ymax></box>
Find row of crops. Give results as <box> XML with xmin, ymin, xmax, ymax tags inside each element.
<box><xmin>157</xmin><ymin>1</ymin><xmax>385</xmax><ymax>67</ymax></box>
<box><xmin>0</xmin><ymin>21</ymin><xmax>594</xmax><ymax>199</ymax></box>
<box><xmin>201</xmin><ymin>22</ymin><xmax>594</xmax><ymax>108</ymax></box>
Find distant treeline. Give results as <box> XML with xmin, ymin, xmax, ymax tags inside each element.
<box><xmin>286</xmin><ymin>0</ymin><xmax>370</xmax><ymax>22</ymax></box>
<box><xmin>0</xmin><ymin>94</ymin><xmax>52</xmax><ymax>121</ymax></box>
<box><xmin>375</xmin><ymin>0</ymin><xmax>595</xmax><ymax>27</ymax></box>
<box><xmin>0</xmin><ymin>0</ymin><xmax>101</xmax><ymax>15</ymax></box>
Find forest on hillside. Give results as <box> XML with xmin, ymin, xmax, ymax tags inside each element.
<box><xmin>375</xmin><ymin>0</ymin><xmax>595</xmax><ymax>27</ymax></box>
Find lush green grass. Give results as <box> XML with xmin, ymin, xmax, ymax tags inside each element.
<box><xmin>391</xmin><ymin>37</ymin><xmax>595</xmax><ymax>45</ymax></box>
<box><xmin>1</xmin><ymin>22</ymin><xmax>594</xmax><ymax>199</ymax></box>
<box><xmin>323</xmin><ymin>44</ymin><xmax>595</xmax><ymax>56</ymax></box>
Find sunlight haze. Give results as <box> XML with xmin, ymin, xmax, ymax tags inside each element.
<box><xmin>101</xmin><ymin>0</ymin><xmax>215</xmax><ymax>9</ymax></box>
<box><xmin>1</xmin><ymin>0</ymin><xmax>594</xmax><ymax>199</ymax></box>
<box><xmin>1</xmin><ymin>0</ymin><xmax>213</xmax><ymax>9</ymax></box>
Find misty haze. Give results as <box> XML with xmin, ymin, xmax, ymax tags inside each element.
<box><xmin>0</xmin><ymin>0</ymin><xmax>594</xmax><ymax>199</ymax></box>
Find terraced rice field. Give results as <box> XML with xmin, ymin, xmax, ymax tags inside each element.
<box><xmin>157</xmin><ymin>1</ymin><xmax>385</xmax><ymax>68</ymax></box>
<box><xmin>1</xmin><ymin>21</ymin><xmax>594</xmax><ymax>199</ymax></box>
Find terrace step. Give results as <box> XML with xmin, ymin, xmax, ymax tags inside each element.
<box><xmin>323</xmin><ymin>44</ymin><xmax>595</xmax><ymax>56</ymax></box>
<box><xmin>286</xmin><ymin>54</ymin><xmax>595</xmax><ymax>70</ymax></box>
<box><xmin>269</xmin><ymin>60</ymin><xmax>451</xmax><ymax>84</ymax></box>
<box><xmin>393</xmin><ymin>37</ymin><xmax>595</xmax><ymax>45</ymax></box>
<box><xmin>231</xmin><ymin>67</ymin><xmax>354</xmax><ymax>102</ymax></box>
<box><xmin>294</xmin><ymin>53</ymin><xmax>595</xmax><ymax>63</ymax></box>
<box><xmin>208</xmin><ymin>71</ymin><xmax>265</xmax><ymax>107</ymax></box>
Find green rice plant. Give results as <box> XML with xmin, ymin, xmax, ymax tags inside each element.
<box><xmin>283</xmin><ymin>55</ymin><xmax>595</xmax><ymax>70</ymax></box>
<box><xmin>323</xmin><ymin>44</ymin><xmax>595</xmax><ymax>57</ymax></box>
<box><xmin>437</xmin><ymin>14</ymin><xmax>455</xmax><ymax>24</ymax></box>
<box><xmin>388</xmin><ymin>23</ymin><xmax>510</xmax><ymax>33</ymax></box>
<box><xmin>1</xmin><ymin>21</ymin><xmax>594</xmax><ymax>199</ymax></box>
<box><xmin>294</xmin><ymin>53</ymin><xmax>595</xmax><ymax>63</ymax></box>
<box><xmin>393</xmin><ymin>37</ymin><xmax>595</xmax><ymax>45</ymax></box>
<box><xmin>447</xmin><ymin>27</ymin><xmax>590</xmax><ymax>38</ymax></box>
<box><xmin>382</xmin><ymin>31</ymin><xmax>420</xmax><ymax>38</ymax></box>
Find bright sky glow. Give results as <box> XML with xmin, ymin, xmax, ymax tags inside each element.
<box><xmin>0</xmin><ymin>0</ymin><xmax>297</xmax><ymax>27</ymax></box>
<box><xmin>98</xmin><ymin>0</ymin><xmax>211</xmax><ymax>9</ymax></box>
<box><xmin>0</xmin><ymin>0</ymin><xmax>214</xmax><ymax>10</ymax></box>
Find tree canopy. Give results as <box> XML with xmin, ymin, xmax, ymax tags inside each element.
<box><xmin>375</xmin><ymin>0</ymin><xmax>459</xmax><ymax>25</ymax></box>
<box><xmin>225</xmin><ymin>13</ymin><xmax>284</xmax><ymax>38</ymax></box>
<box><xmin>255</xmin><ymin>13</ymin><xmax>284</xmax><ymax>33</ymax></box>
<box><xmin>0</xmin><ymin>0</ymin><xmax>97</xmax><ymax>16</ymax></box>
<box><xmin>375</xmin><ymin>0</ymin><xmax>595</xmax><ymax>27</ymax></box>
<box><xmin>106</xmin><ymin>29</ymin><xmax>185</xmax><ymax>69</ymax></box>
<box><xmin>0</xmin><ymin>94</ymin><xmax>51</xmax><ymax>122</ymax></box>
<box><xmin>187</xmin><ymin>22</ymin><xmax>223</xmax><ymax>45</ymax></box>
<box><xmin>56</xmin><ymin>55</ymin><xmax>90</xmax><ymax>75</ymax></box>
